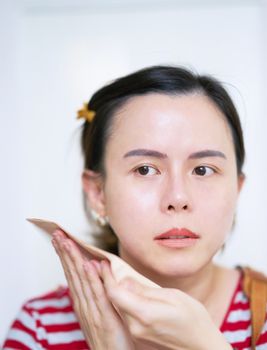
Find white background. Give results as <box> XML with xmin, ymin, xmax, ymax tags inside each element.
<box><xmin>1</xmin><ymin>0</ymin><xmax>267</xmax><ymax>344</ymax></box>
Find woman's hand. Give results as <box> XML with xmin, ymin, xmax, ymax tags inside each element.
<box><xmin>52</xmin><ymin>230</ymin><xmax>135</xmax><ymax>350</ymax></box>
<box><xmin>101</xmin><ymin>261</ymin><xmax>233</xmax><ymax>350</ymax></box>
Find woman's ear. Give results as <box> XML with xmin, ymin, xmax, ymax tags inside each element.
<box><xmin>238</xmin><ymin>173</ymin><xmax>246</xmax><ymax>193</ymax></box>
<box><xmin>82</xmin><ymin>169</ymin><xmax>106</xmax><ymax>216</ymax></box>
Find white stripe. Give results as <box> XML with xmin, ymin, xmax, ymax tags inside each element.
<box><xmin>227</xmin><ymin>308</ymin><xmax>251</xmax><ymax>323</ymax></box>
<box><xmin>234</xmin><ymin>291</ymin><xmax>248</xmax><ymax>304</ymax></box>
<box><xmin>5</xmin><ymin>329</ymin><xmax>45</xmax><ymax>350</ymax></box>
<box><xmin>47</xmin><ymin>330</ymin><xmax>85</xmax><ymax>344</ymax></box>
<box><xmin>39</xmin><ymin>311</ymin><xmax>77</xmax><ymax>325</ymax></box>
<box><xmin>223</xmin><ymin>325</ymin><xmax>251</xmax><ymax>344</ymax></box>
<box><xmin>27</xmin><ymin>296</ymin><xmax>70</xmax><ymax>309</ymax></box>
<box><xmin>17</xmin><ymin>309</ymin><xmax>36</xmax><ymax>331</ymax></box>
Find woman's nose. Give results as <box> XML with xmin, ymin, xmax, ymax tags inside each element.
<box><xmin>160</xmin><ymin>174</ymin><xmax>191</xmax><ymax>214</ymax></box>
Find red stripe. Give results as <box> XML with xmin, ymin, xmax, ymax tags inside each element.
<box><xmin>231</xmin><ymin>336</ymin><xmax>251</xmax><ymax>348</ymax></box>
<box><xmin>28</xmin><ymin>305</ymin><xmax>73</xmax><ymax>314</ymax></box>
<box><xmin>3</xmin><ymin>339</ymin><xmax>31</xmax><ymax>350</ymax></box>
<box><xmin>258</xmin><ymin>329</ymin><xmax>267</xmax><ymax>344</ymax></box>
<box><xmin>222</xmin><ymin>320</ymin><xmax>250</xmax><ymax>331</ymax></box>
<box><xmin>230</xmin><ymin>302</ymin><xmax>250</xmax><ymax>311</ymax></box>
<box><xmin>44</xmin><ymin>322</ymin><xmax>82</xmax><ymax>332</ymax></box>
<box><xmin>49</xmin><ymin>340</ymin><xmax>90</xmax><ymax>350</ymax></box>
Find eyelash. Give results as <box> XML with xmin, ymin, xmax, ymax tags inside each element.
<box><xmin>133</xmin><ymin>165</ymin><xmax>159</xmax><ymax>176</ymax></box>
<box><xmin>133</xmin><ymin>165</ymin><xmax>217</xmax><ymax>177</ymax></box>
<box><xmin>192</xmin><ymin>166</ymin><xmax>216</xmax><ymax>176</ymax></box>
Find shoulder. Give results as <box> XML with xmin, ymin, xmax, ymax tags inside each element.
<box><xmin>221</xmin><ymin>266</ymin><xmax>267</xmax><ymax>348</ymax></box>
<box><xmin>20</xmin><ymin>285</ymin><xmax>73</xmax><ymax>328</ymax></box>
<box><xmin>24</xmin><ymin>285</ymin><xmax>71</xmax><ymax>311</ymax></box>
<box><xmin>3</xmin><ymin>286</ymin><xmax>88</xmax><ymax>350</ymax></box>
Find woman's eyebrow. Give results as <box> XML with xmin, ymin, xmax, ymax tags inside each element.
<box><xmin>188</xmin><ymin>150</ymin><xmax>226</xmax><ymax>160</ymax></box>
<box><xmin>123</xmin><ymin>149</ymin><xmax>226</xmax><ymax>160</ymax></box>
<box><xmin>123</xmin><ymin>149</ymin><xmax>167</xmax><ymax>159</ymax></box>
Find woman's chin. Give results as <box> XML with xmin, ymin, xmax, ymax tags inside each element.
<box><xmin>139</xmin><ymin>260</ymin><xmax>202</xmax><ymax>285</ymax></box>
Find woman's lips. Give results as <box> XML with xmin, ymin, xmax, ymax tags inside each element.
<box><xmin>154</xmin><ymin>228</ymin><xmax>200</xmax><ymax>248</ymax></box>
<box><xmin>155</xmin><ymin>228</ymin><xmax>200</xmax><ymax>239</ymax></box>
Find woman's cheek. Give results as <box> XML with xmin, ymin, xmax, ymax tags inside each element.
<box><xmin>105</xmin><ymin>181</ymin><xmax>157</xmax><ymax>233</ymax></box>
<box><xmin>204</xmin><ymin>185</ymin><xmax>237</xmax><ymax>236</ymax></box>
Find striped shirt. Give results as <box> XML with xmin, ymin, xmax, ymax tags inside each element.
<box><xmin>3</xmin><ymin>273</ymin><xmax>267</xmax><ymax>350</ymax></box>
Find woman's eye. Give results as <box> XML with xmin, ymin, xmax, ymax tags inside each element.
<box><xmin>193</xmin><ymin>166</ymin><xmax>215</xmax><ymax>176</ymax></box>
<box><xmin>135</xmin><ymin>166</ymin><xmax>158</xmax><ymax>176</ymax></box>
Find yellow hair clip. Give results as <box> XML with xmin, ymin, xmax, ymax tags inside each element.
<box><xmin>77</xmin><ymin>103</ymin><xmax>96</xmax><ymax>123</ymax></box>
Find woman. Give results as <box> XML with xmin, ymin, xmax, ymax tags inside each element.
<box><xmin>4</xmin><ymin>66</ymin><xmax>267</xmax><ymax>349</ymax></box>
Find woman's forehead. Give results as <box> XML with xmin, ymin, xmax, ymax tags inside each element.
<box><xmin>107</xmin><ymin>93</ymin><xmax>234</xmax><ymax>156</ymax></box>
<box><xmin>113</xmin><ymin>93</ymin><xmax>225</xmax><ymax>128</ymax></box>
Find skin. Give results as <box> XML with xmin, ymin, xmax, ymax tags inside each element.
<box><xmin>54</xmin><ymin>92</ymin><xmax>245</xmax><ymax>349</ymax></box>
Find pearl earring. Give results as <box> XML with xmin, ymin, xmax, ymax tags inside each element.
<box><xmin>91</xmin><ymin>209</ymin><xmax>109</xmax><ymax>227</ymax></box>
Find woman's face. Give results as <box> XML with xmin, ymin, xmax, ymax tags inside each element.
<box><xmin>96</xmin><ymin>93</ymin><xmax>243</xmax><ymax>279</ymax></box>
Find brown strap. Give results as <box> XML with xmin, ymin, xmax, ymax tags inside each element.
<box><xmin>241</xmin><ymin>266</ymin><xmax>267</xmax><ymax>349</ymax></box>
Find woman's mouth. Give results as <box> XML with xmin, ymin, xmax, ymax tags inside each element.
<box><xmin>154</xmin><ymin>228</ymin><xmax>200</xmax><ymax>248</ymax></box>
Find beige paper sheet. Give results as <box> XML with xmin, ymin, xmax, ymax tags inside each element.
<box><xmin>27</xmin><ymin>218</ymin><xmax>160</xmax><ymax>289</ymax></box>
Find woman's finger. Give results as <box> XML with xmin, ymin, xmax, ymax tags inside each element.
<box><xmin>52</xmin><ymin>231</ymin><xmax>77</xmax><ymax>291</ymax></box>
<box><xmin>52</xmin><ymin>231</ymin><xmax>99</xmax><ymax>344</ymax></box>
<box><xmin>83</xmin><ymin>260</ymin><xmax>122</xmax><ymax>322</ymax></box>
<box><xmin>52</xmin><ymin>231</ymin><xmax>90</xmax><ymax>308</ymax></box>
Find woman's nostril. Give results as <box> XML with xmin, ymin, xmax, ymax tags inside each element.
<box><xmin>167</xmin><ymin>204</ymin><xmax>188</xmax><ymax>211</ymax></box>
